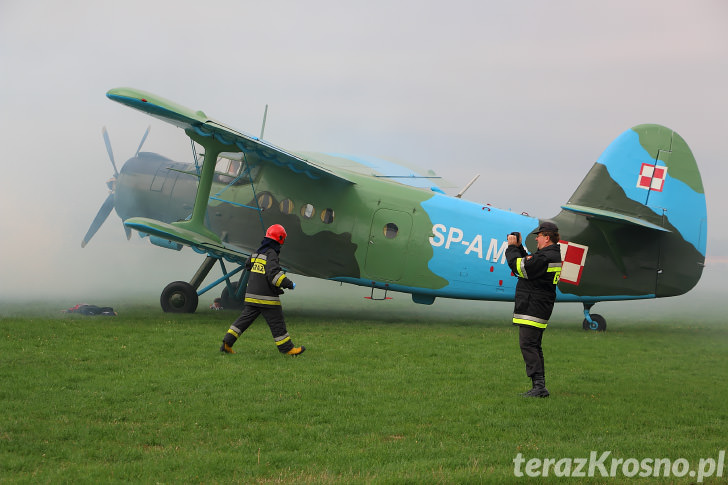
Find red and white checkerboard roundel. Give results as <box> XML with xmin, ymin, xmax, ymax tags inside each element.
<box><xmin>637</xmin><ymin>163</ymin><xmax>667</xmax><ymax>192</ymax></box>
<box><xmin>559</xmin><ymin>241</ymin><xmax>588</xmax><ymax>285</ymax></box>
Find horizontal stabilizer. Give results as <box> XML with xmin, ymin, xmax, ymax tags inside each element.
<box><xmin>560</xmin><ymin>204</ymin><xmax>670</xmax><ymax>232</ymax></box>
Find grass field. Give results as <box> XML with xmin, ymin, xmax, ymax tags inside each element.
<box><xmin>1</xmin><ymin>293</ymin><xmax>727</xmax><ymax>483</ymax></box>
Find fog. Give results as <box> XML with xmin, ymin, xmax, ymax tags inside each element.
<box><xmin>1</xmin><ymin>1</ymin><xmax>726</xmax><ymax>313</ymax></box>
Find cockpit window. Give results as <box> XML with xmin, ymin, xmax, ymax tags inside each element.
<box><xmin>214</xmin><ymin>156</ymin><xmax>259</xmax><ymax>185</ymax></box>
<box><xmin>217</xmin><ymin>158</ymin><xmax>241</xmax><ymax>176</ymax></box>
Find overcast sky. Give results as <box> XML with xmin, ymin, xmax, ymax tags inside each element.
<box><xmin>0</xmin><ymin>0</ymin><xmax>726</xmax><ymax>305</ymax></box>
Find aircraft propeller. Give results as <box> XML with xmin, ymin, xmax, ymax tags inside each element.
<box><xmin>102</xmin><ymin>126</ymin><xmax>119</xmax><ymax>177</ymax></box>
<box><xmin>81</xmin><ymin>126</ymin><xmax>150</xmax><ymax>247</ymax></box>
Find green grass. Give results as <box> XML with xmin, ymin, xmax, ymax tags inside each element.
<box><xmin>1</xmin><ymin>297</ymin><xmax>727</xmax><ymax>483</ymax></box>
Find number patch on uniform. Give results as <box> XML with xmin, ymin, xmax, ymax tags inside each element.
<box><xmin>548</xmin><ymin>267</ymin><xmax>562</xmax><ymax>285</ymax></box>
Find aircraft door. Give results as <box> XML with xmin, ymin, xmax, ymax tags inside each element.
<box><xmin>365</xmin><ymin>209</ymin><xmax>413</xmax><ymax>281</ymax></box>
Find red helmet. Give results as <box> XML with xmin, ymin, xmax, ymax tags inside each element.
<box><xmin>265</xmin><ymin>224</ymin><xmax>287</xmax><ymax>244</ymax></box>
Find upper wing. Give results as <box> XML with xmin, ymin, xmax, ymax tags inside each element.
<box><xmin>293</xmin><ymin>151</ymin><xmax>450</xmax><ymax>193</ymax></box>
<box><xmin>106</xmin><ymin>88</ymin><xmax>444</xmax><ymax>264</ymax></box>
<box><xmin>106</xmin><ymin>87</ymin><xmax>354</xmax><ymax>185</ymax></box>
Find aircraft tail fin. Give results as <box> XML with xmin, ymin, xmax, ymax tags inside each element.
<box><xmin>556</xmin><ymin>124</ymin><xmax>706</xmax><ymax>299</ymax></box>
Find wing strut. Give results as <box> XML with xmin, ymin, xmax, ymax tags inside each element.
<box><xmin>244</xmin><ymin>157</ymin><xmax>267</xmax><ymax>233</ymax></box>
<box><xmin>171</xmin><ymin>130</ymin><xmax>238</xmax><ymax>244</ymax></box>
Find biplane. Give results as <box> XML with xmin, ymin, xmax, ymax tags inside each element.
<box><xmin>83</xmin><ymin>87</ymin><xmax>707</xmax><ymax>330</ymax></box>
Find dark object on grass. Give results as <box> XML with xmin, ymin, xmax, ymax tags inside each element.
<box><xmin>64</xmin><ymin>304</ymin><xmax>117</xmax><ymax>316</ymax></box>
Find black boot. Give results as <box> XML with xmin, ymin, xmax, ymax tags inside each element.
<box><xmin>522</xmin><ymin>375</ymin><xmax>549</xmax><ymax>398</ymax></box>
<box><xmin>220</xmin><ymin>331</ymin><xmax>237</xmax><ymax>354</ymax></box>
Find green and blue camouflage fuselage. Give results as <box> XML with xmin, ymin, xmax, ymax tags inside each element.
<box><xmin>104</xmin><ymin>88</ymin><xmax>706</xmax><ymax>307</ymax></box>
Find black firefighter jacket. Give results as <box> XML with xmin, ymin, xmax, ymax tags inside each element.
<box><xmin>243</xmin><ymin>246</ymin><xmax>294</xmax><ymax>307</ymax></box>
<box><xmin>506</xmin><ymin>243</ymin><xmax>562</xmax><ymax>329</ymax></box>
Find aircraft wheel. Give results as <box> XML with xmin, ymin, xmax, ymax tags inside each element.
<box><xmin>220</xmin><ymin>282</ymin><xmax>245</xmax><ymax>311</ymax></box>
<box><xmin>161</xmin><ymin>281</ymin><xmax>199</xmax><ymax>313</ymax></box>
<box><xmin>582</xmin><ymin>314</ymin><xmax>607</xmax><ymax>331</ymax></box>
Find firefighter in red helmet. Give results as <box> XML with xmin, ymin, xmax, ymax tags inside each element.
<box><xmin>220</xmin><ymin>224</ymin><xmax>305</xmax><ymax>355</ymax></box>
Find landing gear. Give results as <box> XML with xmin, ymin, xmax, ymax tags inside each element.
<box><xmin>582</xmin><ymin>302</ymin><xmax>607</xmax><ymax>331</ymax></box>
<box><xmin>220</xmin><ymin>283</ymin><xmax>244</xmax><ymax>310</ymax></box>
<box><xmin>220</xmin><ymin>270</ymin><xmax>250</xmax><ymax>311</ymax></box>
<box><xmin>159</xmin><ymin>254</ymin><xmax>247</xmax><ymax>313</ymax></box>
<box><xmin>161</xmin><ymin>281</ymin><xmax>199</xmax><ymax>313</ymax></box>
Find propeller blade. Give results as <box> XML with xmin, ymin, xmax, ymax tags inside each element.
<box><xmin>134</xmin><ymin>125</ymin><xmax>151</xmax><ymax>157</ymax></box>
<box><xmin>102</xmin><ymin>126</ymin><xmax>119</xmax><ymax>177</ymax></box>
<box><xmin>81</xmin><ymin>193</ymin><xmax>115</xmax><ymax>248</ymax></box>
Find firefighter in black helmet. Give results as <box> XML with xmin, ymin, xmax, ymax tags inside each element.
<box><xmin>506</xmin><ymin>221</ymin><xmax>562</xmax><ymax>397</ymax></box>
<box><xmin>220</xmin><ymin>224</ymin><xmax>305</xmax><ymax>356</ymax></box>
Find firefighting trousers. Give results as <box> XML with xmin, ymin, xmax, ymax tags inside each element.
<box><xmin>224</xmin><ymin>305</ymin><xmax>294</xmax><ymax>353</ymax></box>
<box><xmin>518</xmin><ymin>325</ymin><xmax>545</xmax><ymax>378</ymax></box>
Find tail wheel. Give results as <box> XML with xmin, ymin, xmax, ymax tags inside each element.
<box><xmin>161</xmin><ymin>281</ymin><xmax>198</xmax><ymax>313</ymax></box>
<box><xmin>582</xmin><ymin>314</ymin><xmax>607</xmax><ymax>331</ymax></box>
<box><xmin>220</xmin><ymin>282</ymin><xmax>245</xmax><ymax>311</ymax></box>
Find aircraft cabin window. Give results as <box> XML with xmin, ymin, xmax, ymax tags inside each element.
<box><xmin>280</xmin><ymin>199</ymin><xmax>295</xmax><ymax>215</ymax></box>
<box><xmin>321</xmin><ymin>208</ymin><xmax>334</xmax><ymax>224</ymax></box>
<box><xmin>301</xmin><ymin>203</ymin><xmax>315</xmax><ymax>219</ymax></box>
<box><xmin>215</xmin><ymin>158</ymin><xmax>240</xmax><ymax>175</ymax></box>
<box><xmin>384</xmin><ymin>223</ymin><xmax>399</xmax><ymax>239</ymax></box>
<box><xmin>214</xmin><ymin>157</ymin><xmax>259</xmax><ymax>185</ymax></box>
<box><xmin>257</xmin><ymin>192</ymin><xmax>273</xmax><ymax>211</ymax></box>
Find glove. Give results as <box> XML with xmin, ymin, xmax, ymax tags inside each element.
<box><xmin>291</xmin><ymin>282</ymin><xmax>296</xmax><ymax>290</ymax></box>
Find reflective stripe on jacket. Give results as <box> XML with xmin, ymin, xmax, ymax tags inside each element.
<box><xmin>506</xmin><ymin>243</ymin><xmax>562</xmax><ymax>329</ymax></box>
<box><xmin>243</xmin><ymin>248</ymin><xmax>294</xmax><ymax>307</ymax></box>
